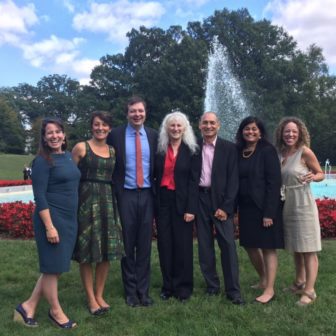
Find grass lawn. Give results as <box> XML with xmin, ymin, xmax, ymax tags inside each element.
<box><xmin>1</xmin><ymin>240</ymin><xmax>335</xmax><ymax>336</ymax></box>
<box><xmin>0</xmin><ymin>154</ymin><xmax>34</xmax><ymax>180</ymax></box>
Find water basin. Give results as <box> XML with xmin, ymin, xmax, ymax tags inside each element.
<box><xmin>0</xmin><ymin>176</ymin><xmax>335</xmax><ymax>203</ymax></box>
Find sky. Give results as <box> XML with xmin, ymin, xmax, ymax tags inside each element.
<box><xmin>1</xmin><ymin>0</ymin><xmax>336</xmax><ymax>87</ymax></box>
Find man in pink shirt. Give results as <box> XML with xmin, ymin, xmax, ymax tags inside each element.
<box><xmin>195</xmin><ymin>112</ymin><xmax>244</xmax><ymax>305</ymax></box>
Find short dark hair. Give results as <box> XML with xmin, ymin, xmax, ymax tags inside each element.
<box><xmin>90</xmin><ymin>111</ymin><xmax>112</xmax><ymax>128</ymax></box>
<box><xmin>235</xmin><ymin>116</ymin><xmax>268</xmax><ymax>150</ymax></box>
<box><xmin>125</xmin><ymin>96</ymin><xmax>146</xmax><ymax>113</ymax></box>
<box><xmin>38</xmin><ymin>117</ymin><xmax>67</xmax><ymax>164</ymax></box>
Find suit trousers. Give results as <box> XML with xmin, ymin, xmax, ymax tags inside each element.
<box><xmin>117</xmin><ymin>188</ymin><xmax>154</xmax><ymax>297</ymax></box>
<box><xmin>196</xmin><ymin>190</ymin><xmax>241</xmax><ymax>299</ymax></box>
<box><xmin>157</xmin><ymin>187</ymin><xmax>193</xmax><ymax>298</ymax></box>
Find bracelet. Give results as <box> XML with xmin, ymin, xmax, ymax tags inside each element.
<box><xmin>45</xmin><ymin>225</ymin><xmax>55</xmax><ymax>231</ymax></box>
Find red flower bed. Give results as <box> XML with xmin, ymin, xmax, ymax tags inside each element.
<box><xmin>0</xmin><ymin>201</ymin><xmax>35</xmax><ymax>239</ymax></box>
<box><xmin>316</xmin><ymin>198</ymin><xmax>336</xmax><ymax>239</ymax></box>
<box><xmin>0</xmin><ymin>180</ymin><xmax>32</xmax><ymax>187</ymax></box>
<box><xmin>0</xmin><ymin>199</ymin><xmax>335</xmax><ymax>240</ymax></box>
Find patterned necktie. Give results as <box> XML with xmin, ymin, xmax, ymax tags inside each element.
<box><xmin>135</xmin><ymin>130</ymin><xmax>144</xmax><ymax>188</ymax></box>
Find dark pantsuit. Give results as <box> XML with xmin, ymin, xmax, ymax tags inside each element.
<box><xmin>197</xmin><ymin>190</ymin><xmax>241</xmax><ymax>299</ymax></box>
<box><xmin>157</xmin><ymin>187</ymin><xmax>193</xmax><ymax>298</ymax></box>
<box><xmin>117</xmin><ymin>188</ymin><xmax>153</xmax><ymax>297</ymax></box>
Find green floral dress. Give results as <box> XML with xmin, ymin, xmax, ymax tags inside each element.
<box><xmin>73</xmin><ymin>142</ymin><xmax>124</xmax><ymax>263</ymax></box>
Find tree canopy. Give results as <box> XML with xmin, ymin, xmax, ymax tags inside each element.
<box><xmin>0</xmin><ymin>96</ymin><xmax>25</xmax><ymax>154</ymax></box>
<box><xmin>0</xmin><ymin>7</ymin><xmax>335</xmax><ymax>162</ymax></box>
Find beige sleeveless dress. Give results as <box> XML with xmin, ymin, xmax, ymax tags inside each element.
<box><xmin>280</xmin><ymin>147</ymin><xmax>321</xmax><ymax>252</ymax></box>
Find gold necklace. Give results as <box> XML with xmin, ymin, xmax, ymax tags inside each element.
<box><xmin>242</xmin><ymin>148</ymin><xmax>255</xmax><ymax>158</ymax></box>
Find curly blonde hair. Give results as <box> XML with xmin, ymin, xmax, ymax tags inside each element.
<box><xmin>274</xmin><ymin>117</ymin><xmax>310</xmax><ymax>152</ymax></box>
<box><xmin>157</xmin><ymin>111</ymin><xmax>198</xmax><ymax>154</ymax></box>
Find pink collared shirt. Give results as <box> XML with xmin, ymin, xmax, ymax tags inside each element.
<box><xmin>199</xmin><ymin>137</ymin><xmax>217</xmax><ymax>187</ymax></box>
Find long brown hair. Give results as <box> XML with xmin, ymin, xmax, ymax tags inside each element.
<box><xmin>275</xmin><ymin>117</ymin><xmax>310</xmax><ymax>152</ymax></box>
<box><xmin>37</xmin><ymin>117</ymin><xmax>67</xmax><ymax>164</ymax></box>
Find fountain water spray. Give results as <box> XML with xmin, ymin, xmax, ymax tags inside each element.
<box><xmin>204</xmin><ymin>37</ymin><xmax>249</xmax><ymax>141</ymax></box>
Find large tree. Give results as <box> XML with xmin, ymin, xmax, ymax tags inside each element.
<box><xmin>8</xmin><ymin>74</ymin><xmax>104</xmax><ymax>151</ymax></box>
<box><xmin>90</xmin><ymin>26</ymin><xmax>208</xmax><ymax>129</ymax></box>
<box><xmin>0</xmin><ymin>96</ymin><xmax>25</xmax><ymax>154</ymax></box>
<box><xmin>1</xmin><ymin>7</ymin><xmax>335</xmax><ymax>160</ymax></box>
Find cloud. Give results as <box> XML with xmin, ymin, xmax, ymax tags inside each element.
<box><xmin>63</xmin><ymin>0</ymin><xmax>75</xmax><ymax>13</ymax></box>
<box><xmin>264</xmin><ymin>0</ymin><xmax>336</xmax><ymax>67</ymax></box>
<box><xmin>0</xmin><ymin>0</ymin><xmax>38</xmax><ymax>45</ymax></box>
<box><xmin>72</xmin><ymin>58</ymin><xmax>100</xmax><ymax>85</ymax></box>
<box><xmin>20</xmin><ymin>34</ymin><xmax>99</xmax><ymax>83</ymax></box>
<box><xmin>184</xmin><ymin>0</ymin><xmax>210</xmax><ymax>7</ymax></box>
<box><xmin>72</xmin><ymin>0</ymin><xmax>165</xmax><ymax>44</ymax></box>
<box><xmin>21</xmin><ymin>35</ymin><xmax>85</xmax><ymax>67</ymax></box>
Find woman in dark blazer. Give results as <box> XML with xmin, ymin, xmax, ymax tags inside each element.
<box><xmin>235</xmin><ymin>116</ymin><xmax>284</xmax><ymax>304</ymax></box>
<box><xmin>155</xmin><ymin>111</ymin><xmax>198</xmax><ymax>302</ymax></box>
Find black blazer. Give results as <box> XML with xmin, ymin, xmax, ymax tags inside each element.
<box><xmin>107</xmin><ymin>125</ymin><xmax>158</xmax><ymax>196</ymax></box>
<box><xmin>238</xmin><ymin>141</ymin><xmax>282</xmax><ymax>219</ymax></box>
<box><xmin>194</xmin><ymin>137</ymin><xmax>238</xmax><ymax>215</ymax></box>
<box><xmin>154</xmin><ymin>142</ymin><xmax>198</xmax><ymax>216</ymax></box>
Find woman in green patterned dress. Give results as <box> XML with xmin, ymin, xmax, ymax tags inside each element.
<box><xmin>72</xmin><ymin>111</ymin><xmax>124</xmax><ymax>315</ymax></box>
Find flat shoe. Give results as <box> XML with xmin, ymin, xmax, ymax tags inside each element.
<box><xmin>13</xmin><ymin>304</ymin><xmax>38</xmax><ymax>327</ymax></box>
<box><xmin>253</xmin><ymin>295</ymin><xmax>275</xmax><ymax>304</ymax></box>
<box><xmin>48</xmin><ymin>310</ymin><xmax>77</xmax><ymax>329</ymax></box>
<box><xmin>88</xmin><ymin>306</ymin><xmax>106</xmax><ymax>316</ymax></box>
<box><xmin>283</xmin><ymin>281</ymin><xmax>305</xmax><ymax>294</ymax></box>
<box><xmin>296</xmin><ymin>291</ymin><xmax>317</xmax><ymax>307</ymax></box>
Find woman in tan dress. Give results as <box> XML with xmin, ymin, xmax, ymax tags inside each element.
<box><xmin>275</xmin><ymin>117</ymin><xmax>324</xmax><ymax>306</ymax></box>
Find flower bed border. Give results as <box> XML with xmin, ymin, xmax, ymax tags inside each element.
<box><xmin>0</xmin><ymin>199</ymin><xmax>335</xmax><ymax>240</ymax></box>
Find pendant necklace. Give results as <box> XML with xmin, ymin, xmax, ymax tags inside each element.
<box><xmin>242</xmin><ymin>148</ymin><xmax>255</xmax><ymax>158</ymax></box>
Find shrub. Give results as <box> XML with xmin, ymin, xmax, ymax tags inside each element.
<box><xmin>0</xmin><ymin>199</ymin><xmax>335</xmax><ymax>240</ymax></box>
<box><xmin>0</xmin><ymin>201</ymin><xmax>35</xmax><ymax>238</ymax></box>
<box><xmin>316</xmin><ymin>198</ymin><xmax>336</xmax><ymax>239</ymax></box>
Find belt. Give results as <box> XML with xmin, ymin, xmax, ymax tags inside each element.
<box><xmin>199</xmin><ymin>186</ymin><xmax>211</xmax><ymax>193</ymax></box>
<box><xmin>124</xmin><ymin>187</ymin><xmax>151</xmax><ymax>192</ymax></box>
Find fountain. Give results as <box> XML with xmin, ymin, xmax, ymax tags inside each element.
<box><xmin>204</xmin><ymin>36</ymin><xmax>249</xmax><ymax>141</ymax></box>
<box><xmin>325</xmin><ymin>158</ymin><xmax>331</xmax><ymax>178</ymax></box>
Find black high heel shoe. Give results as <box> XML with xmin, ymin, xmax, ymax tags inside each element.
<box><xmin>48</xmin><ymin>310</ymin><xmax>77</xmax><ymax>329</ymax></box>
<box><xmin>13</xmin><ymin>303</ymin><xmax>38</xmax><ymax>327</ymax></box>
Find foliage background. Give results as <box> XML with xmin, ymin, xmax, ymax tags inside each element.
<box><xmin>0</xmin><ymin>7</ymin><xmax>335</xmax><ymax>162</ymax></box>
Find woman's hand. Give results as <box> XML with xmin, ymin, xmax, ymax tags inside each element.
<box><xmin>300</xmin><ymin>171</ymin><xmax>315</xmax><ymax>183</ymax></box>
<box><xmin>184</xmin><ymin>213</ymin><xmax>195</xmax><ymax>222</ymax></box>
<box><xmin>263</xmin><ymin>217</ymin><xmax>273</xmax><ymax>227</ymax></box>
<box><xmin>46</xmin><ymin>226</ymin><xmax>60</xmax><ymax>244</ymax></box>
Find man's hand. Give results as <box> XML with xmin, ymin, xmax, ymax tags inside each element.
<box><xmin>214</xmin><ymin>209</ymin><xmax>228</xmax><ymax>221</ymax></box>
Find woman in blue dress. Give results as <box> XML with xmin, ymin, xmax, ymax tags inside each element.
<box><xmin>14</xmin><ymin>118</ymin><xmax>80</xmax><ymax>329</ymax></box>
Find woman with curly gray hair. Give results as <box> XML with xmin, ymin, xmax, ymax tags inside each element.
<box><xmin>155</xmin><ymin>111</ymin><xmax>198</xmax><ymax>302</ymax></box>
<box><xmin>275</xmin><ymin>117</ymin><xmax>324</xmax><ymax>306</ymax></box>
